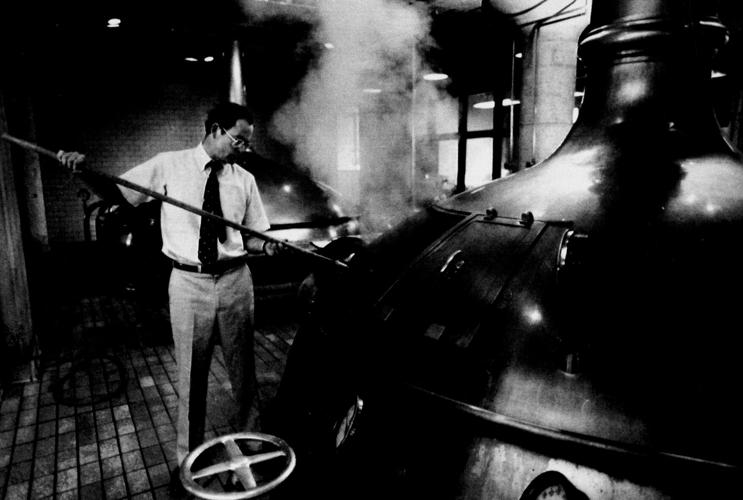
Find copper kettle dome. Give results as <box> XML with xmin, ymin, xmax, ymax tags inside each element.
<box><xmin>426</xmin><ymin>0</ymin><xmax>743</xmax><ymax>473</ymax></box>
<box><xmin>278</xmin><ymin>0</ymin><xmax>743</xmax><ymax>497</ymax></box>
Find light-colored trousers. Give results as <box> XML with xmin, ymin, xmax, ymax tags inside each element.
<box><xmin>169</xmin><ymin>263</ymin><xmax>258</xmax><ymax>464</ymax></box>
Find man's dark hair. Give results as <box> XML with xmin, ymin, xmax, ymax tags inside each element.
<box><xmin>204</xmin><ymin>102</ymin><xmax>254</xmax><ymax>133</ymax></box>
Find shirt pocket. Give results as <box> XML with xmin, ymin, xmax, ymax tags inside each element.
<box><xmin>220</xmin><ymin>182</ymin><xmax>248</xmax><ymax>222</ymax></box>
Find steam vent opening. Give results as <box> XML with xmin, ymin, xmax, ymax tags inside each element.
<box><xmin>2</xmin><ymin>0</ymin><xmax>743</xmax><ymax>499</ymax></box>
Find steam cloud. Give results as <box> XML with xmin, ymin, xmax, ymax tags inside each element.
<box><xmin>247</xmin><ymin>0</ymin><xmax>459</xmax><ymax>231</ymax></box>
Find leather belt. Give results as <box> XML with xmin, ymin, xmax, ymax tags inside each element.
<box><xmin>171</xmin><ymin>258</ymin><xmax>246</xmax><ymax>275</ymax></box>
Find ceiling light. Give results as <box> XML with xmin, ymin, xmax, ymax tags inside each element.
<box><xmin>473</xmin><ymin>100</ymin><xmax>495</xmax><ymax>109</ymax></box>
<box><xmin>203</xmin><ymin>56</ymin><xmax>214</xmax><ymax>62</ymax></box>
<box><xmin>422</xmin><ymin>72</ymin><xmax>448</xmax><ymax>81</ymax></box>
<box><xmin>107</xmin><ymin>18</ymin><xmax>121</xmax><ymax>28</ymax></box>
<box><xmin>185</xmin><ymin>57</ymin><xmax>198</xmax><ymax>62</ymax></box>
<box><xmin>362</xmin><ymin>88</ymin><xmax>382</xmax><ymax>94</ymax></box>
<box><xmin>502</xmin><ymin>98</ymin><xmax>521</xmax><ymax>106</ymax></box>
<box><xmin>515</xmin><ymin>52</ymin><xmax>523</xmax><ymax>59</ymax></box>
<box><xmin>324</xmin><ymin>42</ymin><xmax>335</xmax><ymax>49</ymax></box>
<box><xmin>711</xmin><ymin>70</ymin><xmax>726</xmax><ymax>79</ymax></box>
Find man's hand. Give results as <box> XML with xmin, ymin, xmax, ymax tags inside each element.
<box><xmin>57</xmin><ymin>150</ymin><xmax>86</xmax><ymax>172</ymax></box>
<box><xmin>263</xmin><ymin>240</ymin><xmax>289</xmax><ymax>257</ymax></box>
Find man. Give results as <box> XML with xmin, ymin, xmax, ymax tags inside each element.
<box><xmin>59</xmin><ymin>102</ymin><xmax>283</xmax><ymax>487</ymax></box>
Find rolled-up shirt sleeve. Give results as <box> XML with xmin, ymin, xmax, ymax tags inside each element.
<box><xmin>243</xmin><ymin>176</ymin><xmax>271</xmax><ymax>232</ymax></box>
<box><xmin>119</xmin><ymin>154</ymin><xmax>166</xmax><ymax>206</ymax></box>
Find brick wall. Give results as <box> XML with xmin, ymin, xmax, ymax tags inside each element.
<box><xmin>35</xmin><ymin>77</ymin><xmax>219</xmax><ymax>245</ymax></box>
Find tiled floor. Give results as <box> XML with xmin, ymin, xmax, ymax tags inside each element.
<box><xmin>0</xmin><ymin>291</ymin><xmax>299</xmax><ymax>499</ymax></box>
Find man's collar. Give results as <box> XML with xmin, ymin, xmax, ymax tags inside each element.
<box><xmin>195</xmin><ymin>143</ymin><xmax>213</xmax><ymax>171</ymax></box>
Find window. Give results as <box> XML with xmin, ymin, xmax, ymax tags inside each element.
<box><xmin>420</xmin><ymin>40</ymin><xmax>523</xmax><ymax>197</ymax></box>
<box><xmin>428</xmin><ymin>91</ymin><xmax>502</xmax><ymax>195</ymax></box>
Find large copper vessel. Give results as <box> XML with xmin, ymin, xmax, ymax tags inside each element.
<box><xmin>277</xmin><ymin>0</ymin><xmax>743</xmax><ymax>498</ymax></box>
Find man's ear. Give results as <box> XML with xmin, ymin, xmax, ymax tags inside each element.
<box><xmin>211</xmin><ymin>123</ymin><xmax>220</xmax><ymax>136</ymax></box>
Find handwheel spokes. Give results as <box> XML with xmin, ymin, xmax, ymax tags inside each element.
<box><xmin>192</xmin><ymin>447</ymin><xmax>287</xmax><ymax>481</ymax></box>
<box><xmin>192</xmin><ymin>444</ymin><xmax>288</xmax><ymax>489</ymax></box>
<box><xmin>192</xmin><ymin>458</ymin><xmax>249</xmax><ymax>480</ymax></box>
<box><xmin>225</xmin><ymin>440</ymin><xmax>290</xmax><ymax>490</ymax></box>
<box><xmin>246</xmin><ymin>450</ymin><xmax>287</xmax><ymax>466</ymax></box>
<box><xmin>181</xmin><ymin>432</ymin><xmax>296</xmax><ymax>499</ymax></box>
<box><xmin>233</xmin><ymin>464</ymin><xmax>258</xmax><ymax>490</ymax></box>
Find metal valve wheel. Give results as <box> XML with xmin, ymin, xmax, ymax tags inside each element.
<box><xmin>180</xmin><ymin>432</ymin><xmax>297</xmax><ymax>499</ymax></box>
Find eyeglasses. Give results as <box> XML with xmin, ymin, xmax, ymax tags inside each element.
<box><xmin>220</xmin><ymin>127</ymin><xmax>250</xmax><ymax>150</ymax></box>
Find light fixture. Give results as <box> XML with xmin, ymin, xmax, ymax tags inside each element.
<box><xmin>185</xmin><ymin>57</ymin><xmax>198</xmax><ymax>62</ymax></box>
<box><xmin>107</xmin><ymin>18</ymin><xmax>121</xmax><ymax>28</ymax></box>
<box><xmin>711</xmin><ymin>70</ymin><xmax>726</xmax><ymax>79</ymax></box>
<box><xmin>515</xmin><ymin>52</ymin><xmax>523</xmax><ymax>59</ymax></box>
<box><xmin>422</xmin><ymin>72</ymin><xmax>448</xmax><ymax>81</ymax></box>
<box><xmin>502</xmin><ymin>98</ymin><xmax>521</xmax><ymax>106</ymax></box>
<box><xmin>362</xmin><ymin>88</ymin><xmax>382</xmax><ymax>94</ymax></box>
<box><xmin>203</xmin><ymin>56</ymin><xmax>214</xmax><ymax>62</ymax></box>
<box><xmin>324</xmin><ymin>42</ymin><xmax>335</xmax><ymax>50</ymax></box>
<box><xmin>473</xmin><ymin>100</ymin><xmax>495</xmax><ymax>109</ymax></box>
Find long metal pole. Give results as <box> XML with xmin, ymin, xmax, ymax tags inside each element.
<box><xmin>410</xmin><ymin>44</ymin><xmax>417</xmax><ymax>207</ymax></box>
<box><xmin>1</xmin><ymin>132</ymin><xmax>350</xmax><ymax>271</ymax></box>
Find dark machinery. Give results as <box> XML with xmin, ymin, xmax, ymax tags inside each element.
<box><xmin>272</xmin><ymin>0</ymin><xmax>743</xmax><ymax>498</ymax></box>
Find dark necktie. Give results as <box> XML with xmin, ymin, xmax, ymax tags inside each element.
<box><xmin>198</xmin><ymin>160</ymin><xmax>227</xmax><ymax>265</ymax></box>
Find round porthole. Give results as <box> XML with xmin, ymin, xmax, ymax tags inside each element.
<box><xmin>519</xmin><ymin>471</ymin><xmax>589</xmax><ymax>500</ymax></box>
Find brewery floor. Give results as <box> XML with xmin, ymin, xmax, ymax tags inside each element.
<box><xmin>0</xmin><ymin>287</ymin><xmax>300</xmax><ymax>500</ymax></box>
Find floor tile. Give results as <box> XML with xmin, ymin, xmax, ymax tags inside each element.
<box><xmin>80</xmin><ymin>481</ymin><xmax>104</xmax><ymax>500</ymax></box>
<box><xmin>30</xmin><ymin>473</ymin><xmax>54</xmax><ymax>498</ymax></box>
<box><xmin>102</xmin><ymin>455</ymin><xmax>124</xmax><ymax>479</ymax></box>
<box><xmin>79</xmin><ymin>460</ymin><xmax>101</xmax><ymax>486</ymax></box>
<box><xmin>103</xmin><ymin>474</ymin><xmax>128</xmax><ymax>499</ymax></box>
<box><xmin>0</xmin><ymin>293</ymin><xmax>298</xmax><ymax>499</ymax></box>
<box><xmin>4</xmin><ymin>481</ymin><xmax>29</xmax><ymax>500</ymax></box>
<box><xmin>56</xmin><ymin>467</ymin><xmax>77</xmax><ymax>493</ymax></box>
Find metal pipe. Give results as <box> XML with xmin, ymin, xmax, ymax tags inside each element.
<box><xmin>228</xmin><ymin>40</ymin><xmax>246</xmax><ymax>106</ymax></box>
<box><xmin>508</xmin><ymin>39</ymin><xmax>517</xmax><ymax>168</ymax></box>
<box><xmin>526</xmin><ymin>3</ymin><xmax>588</xmax><ymax>165</ymax></box>
<box><xmin>410</xmin><ymin>44</ymin><xmax>417</xmax><ymax>207</ymax></box>
<box><xmin>1</xmin><ymin>132</ymin><xmax>350</xmax><ymax>271</ymax></box>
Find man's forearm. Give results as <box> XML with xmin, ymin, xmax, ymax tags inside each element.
<box><xmin>244</xmin><ymin>236</ymin><xmax>267</xmax><ymax>254</ymax></box>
